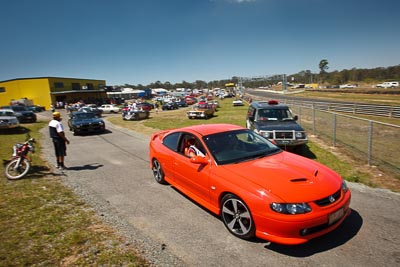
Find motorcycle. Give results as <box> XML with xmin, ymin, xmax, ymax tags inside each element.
<box><xmin>4</xmin><ymin>134</ymin><xmax>36</xmax><ymax>180</ymax></box>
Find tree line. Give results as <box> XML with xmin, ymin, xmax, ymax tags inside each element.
<box><xmin>287</xmin><ymin>63</ymin><xmax>400</xmax><ymax>86</ymax></box>
<box><xmin>118</xmin><ymin>64</ymin><xmax>400</xmax><ymax>90</ymax></box>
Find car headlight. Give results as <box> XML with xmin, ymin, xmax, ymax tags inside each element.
<box><xmin>258</xmin><ymin>131</ymin><xmax>270</xmax><ymax>138</ymax></box>
<box><xmin>295</xmin><ymin>132</ymin><xmax>305</xmax><ymax>138</ymax></box>
<box><xmin>270</xmin><ymin>202</ymin><xmax>312</xmax><ymax>214</ymax></box>
<box><xmin>265</xmin><ymin>132</ymin><xmax>273</xmax><ymax>139</ymax></box>
<box><xmin>342</xmin><ymin>180</ymin><xmax>349</xmax><ymax>193</ymax></box>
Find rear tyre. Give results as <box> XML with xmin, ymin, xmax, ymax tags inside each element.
<box><xmin>220</xmin><ymin>194</ymin><xmax>255</xmax><ymax>240</ymax></box>
<box><xmin>152</xmin><ymin>159</ymin><xmax>167</xmax><ymax>184</ymax></box>
<box><xmin>5</xmin><ymin>158</ymin><xmax>30</xmax><ymax>180</ymax></box>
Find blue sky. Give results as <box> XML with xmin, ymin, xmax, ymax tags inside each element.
<box><xmin>1</xmin><ymin>0</ymin><xmax>399</xmax><ymax>85</ymax></box>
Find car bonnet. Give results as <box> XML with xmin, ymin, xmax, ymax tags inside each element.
<box><xmin>219</xmin><ymin>152</ymin><xmax>342</xmax><ymax>202</ymax></box>
<box><xmin>255</xmin><ymin>121</ymin><xmax>305</xmax><ymax>131</ymax></box>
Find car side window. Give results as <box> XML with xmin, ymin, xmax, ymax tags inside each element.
<box><xmin>179</xmin><ymin>133</ymin><xmax>207</xmax><ymax>157</ymax></box>
<box><xmin>162</xmin><ymin>132</ymin><xmax>180</xmax><ymax>152</ymax></box>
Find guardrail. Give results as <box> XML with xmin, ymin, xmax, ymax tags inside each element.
<box><xmin>281</xmin><ymin>99</ymin><xmax>400</xmax><ymax>118</ymax></box>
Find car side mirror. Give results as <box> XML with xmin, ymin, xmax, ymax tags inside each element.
<box><xmin>190</xmin><ymin>156</ymin><xmax>208</xmax><ymax>165</ymax></box>
<box><xmin>293</xmin><ymin>115</ymin><xmax>298</xmax><ymax>121</ymax></box>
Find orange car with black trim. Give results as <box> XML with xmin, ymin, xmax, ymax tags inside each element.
<box><xmin>149</xmin><ymin>123</ymin><xmax>351</xmax><ymax>245</ymax></box>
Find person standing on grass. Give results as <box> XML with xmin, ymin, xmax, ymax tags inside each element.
<box><xmin>48</xmin><ymin>112</ymin><xmax>70</xmax><ymax>170</ymax></box>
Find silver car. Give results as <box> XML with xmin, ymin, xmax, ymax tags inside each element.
<box><xmin>0</xmin><ymin>109</ymin><xmax>20</xmax><ymax>129</ymax></box>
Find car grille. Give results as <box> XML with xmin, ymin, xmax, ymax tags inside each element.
<box><xmin>273</xmin><ymin>131</ymin><xmax>294</xmax><ymax>139</ymax></box>
<box><xmin>261</xmin><ymin>130</ymin><xmax>306</xmax><ymax>140</ymax></box>
<box><xmin>81</xmin><ymin>123</ymin><xmax>102</xmax><ymax>131</ymax></box>
<box><xmin>300</xmin><ymin>218</ymin><xmax>340</xmax><ymax>236</ymax></box>
<box><xmin>314</xmin><ymin>189</ymin><xmax>341</xmax><ymax>207</ymax></box>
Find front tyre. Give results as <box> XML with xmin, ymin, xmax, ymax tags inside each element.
<box><xmin>152</xmin><ymin>159</ymin><xmax>167</xmax><ymax>184</ymax></box>
<box><xmin>5</xmin><ymin>158</ymin><xmax>30</xmax><ymax>180</ymax></box>
<box><xmin>221</xmin><ymin>194</ymin><xmax>255</xmax><ymax>240</ymax></box>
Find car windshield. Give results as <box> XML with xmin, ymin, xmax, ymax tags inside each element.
<box><xmin>0</xmin><ymin>111</ymin><xmax>15</xmax><ymax>116</ymax></box>
<box><xmin>74</xmin><ymin>113</ymin><xmax>96</xmax><ymax>119</ymax></box>
<box><xmin>256</xmin><ymin>108</ymin><xmax>293</xmax><ymax>121</ymax></box>
<box><xmin>11</xmin><ymin>106</ymin><xmax>27</xmax><ymax>112</ymax></box>
<box><xmin>203</xmin><ymin>129</ymin><xmax>281</xmax><ymax>165</ymax></box>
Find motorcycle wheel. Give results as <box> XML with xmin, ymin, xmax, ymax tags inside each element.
<box><xmin>4</xmin><ymin>158</ymin><xmax>31</xmax><ymax>180</ymax></box>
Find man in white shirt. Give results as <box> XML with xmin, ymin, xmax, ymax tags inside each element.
<box><xmin>48</xmin><ymin>112</ymin><xmax>70</xmax><ymax>169</ymax></box>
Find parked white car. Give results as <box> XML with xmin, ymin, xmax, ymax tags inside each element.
<box><xmin>339</xmin><ymin>84</ymin><xmax>357</xmax><ymax>89</ymax></box>
<box><xmin>376</xmin><ymin>81</ymin><xmax>399</xmax><ymax>88</ymax></box>
<box><xmin>98</xmin><ymin>104</ymin><xmax>121</xmax><ymax>113</ymax></box>
<box><xmin>232</xmin><ymin>99</ymin><xmax>244</xmax><ymax>106</ymax></box>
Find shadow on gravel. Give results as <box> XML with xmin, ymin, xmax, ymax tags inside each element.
<box><xmin>19</xmin><ymin>165</ymin><xmax>66</xmax><ymax>179</ymax></box>
<box><xmin>264</xmin><ymin>209</ymin><xmax>363</xmax><ymax>256</ymax></box>
<box><xmin>71</xmin><ymin>129</ymin><xmax>113</xmax><ymax>136</ymax></box>
<box><xmin>66</xmin><ymin>163</ymin><xmax>104</xmax><ymax>171</ymax></box>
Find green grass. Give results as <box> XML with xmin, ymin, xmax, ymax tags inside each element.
<box><xmin>109</xmin><ymin>98</ymin><xmax>380</xmax><ymax>189</ymax></box>
<box><xmin>0</xmin><ymin>123</ymin><xmax>148</xmax><ymax>266</ymax></box>
<box><xmin>304</xmin><ymin>142</ymin><xmax>374</xmax><ymax>186</ymax></box>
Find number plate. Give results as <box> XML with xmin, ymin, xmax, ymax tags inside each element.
<box><xmin>328</xmin><ymin>208</ymin><xmax>344</xmax><ymax>225</ymax></box>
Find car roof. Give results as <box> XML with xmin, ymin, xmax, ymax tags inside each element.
<box><xmin>177</xmin><ymin>123</ymin><xmax>245</xmax><ymax>136</ymax></box>
<box><xmin>0</xmin><ymin>108</ymin><xmax>15</xmax><ymax>113</ymax></box>
<box><xmin>251</xmin><ymin>101</ymin><xmax>289</xmax><ymax>109</ymax></box>
<box><xmin>72</xmin><ymin>111</ymin><xmax>96</xmax><ymax>115</ymax></box>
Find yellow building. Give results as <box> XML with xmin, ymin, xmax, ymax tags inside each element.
<box><xmin>0</xmin><ymin>77</ymin><xmax>107</xmax><ymax>109</ymax></box>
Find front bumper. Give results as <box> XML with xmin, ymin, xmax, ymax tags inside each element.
<box><xmin>73</xmin><ymin>124</ymin><xmax>105</xmax><ymax>134</ymax></box>
<box><xmin>187</xmin><ymin>111</ymin><xmax>207</xmax><ymax>118</ymax></box>
<box><xmin>258</xmin><ymin>130</ymin><xmax>307</xmax><ymax>147</ymax></box>
<box><xmin>254</xmin><ymin>191</ymin><xmax>351</xmax><ymax>245</ymax></box>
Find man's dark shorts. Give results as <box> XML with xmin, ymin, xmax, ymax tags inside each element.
<box><xmin>53</xmin><ymin>139</ymin><xmax>67</xmax><ymax>157</ymax></box>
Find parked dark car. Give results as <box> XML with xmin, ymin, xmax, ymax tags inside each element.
<box><xmin>1</xmin><ymin>105</ymin><xmax>37</xmax><ymax>123</ymax></box>
<box><xmin>26</xmin><ymin>105</ymin><xmax>46</xmax><ymax>112</ymax></box>
<box><xmin>78</xmin><ymin>106</ymin><xmax>103</xmax><ymax>117</ymax></box>
<box><xmin>68</xmin><ymin>111</ymin><xmax>106</xmax><ymax>136</ymax></box>
<box><xmin>176</xmin><ymin>99</ymin><xmax>188</xmax><ymax>107</ymax></box>
<box><xmin>162</xmin><ymin>102</ymin><xmax>179</xmax><ymax>110</ymax></box>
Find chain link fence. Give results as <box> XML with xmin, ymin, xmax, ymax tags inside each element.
<box><xmin>290</xmin><ymin>104</ymin><xmax>400</xmax><ymax>177</ymax></box>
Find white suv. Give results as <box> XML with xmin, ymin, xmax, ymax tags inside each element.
<box><xmin>376</xmin><ymin>81</ymin><xmax>399</xmax><ymax>88</ymax></box>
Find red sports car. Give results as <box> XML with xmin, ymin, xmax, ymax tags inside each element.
<box><xmin>149</xmin><ymin>124</ymin><xmax>351</xmax><ymax>245</ymax></box>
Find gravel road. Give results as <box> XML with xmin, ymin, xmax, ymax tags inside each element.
<box><xmin>38</xmin><ymin>111</ymin><xmax>400</xmax><ymax>267</ymax></box>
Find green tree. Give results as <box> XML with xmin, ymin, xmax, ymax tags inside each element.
<box><xmin>319</xmin><ymin>59</ymin><xmax>329</xmax><ymax>84</ymax></box>
<box><xmin>319</xmin><ymin>59</ymin><xmax>329</xmax><ymax>74</ymax></box>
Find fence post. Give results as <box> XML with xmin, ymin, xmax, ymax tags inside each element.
<box><xmin>333</xmin><ymin>113</ymin><xmax>337</xmax><ymax>147</ymax></box>
<box><xmin>298</xmin><ymin>105</ymin><xmax>302</xmax><ymax>125</ymax></box>
<box><xmin>368</xmin><ymin>120</ymin><xmax>373</xmax><ymax>166</ymax></box>
<box><xmin>312</xmin><ymin>103</ymin><xmax>316</xmax><ymax>135</ymax></box>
